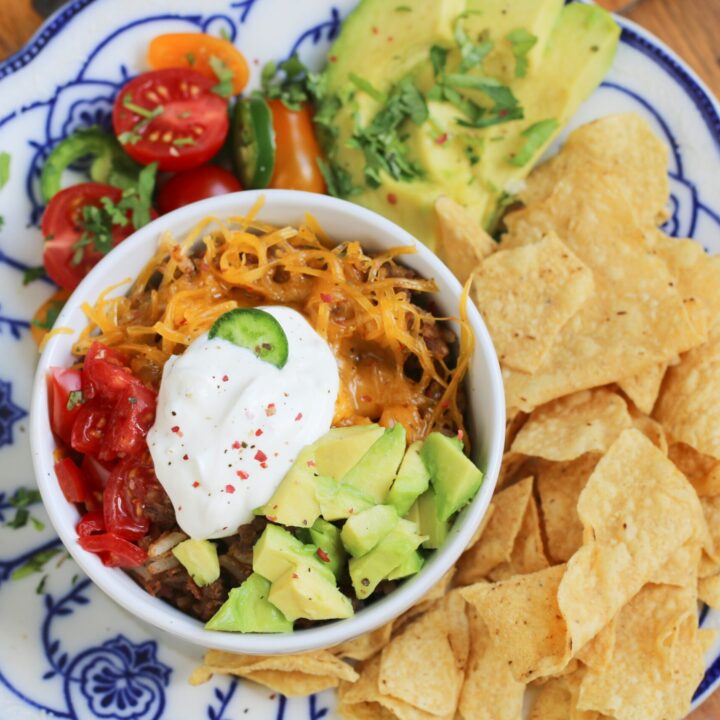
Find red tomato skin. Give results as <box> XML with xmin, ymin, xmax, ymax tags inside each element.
<box><xmin>48</xmin><ymin>367</ymin><xmax>83</xmax><ymax>444</ymax></box>
<box><xmin>105</xmin><ymin>385</ymin><xmax>156</xmax><ymax>458</ymax></box>
<box><xmin>268</xmin><ymin>100</ymin><xmax>326</xmax><ymax>194</ymax></box>
<box><xmin>54</xmin><ymin>457</ymin><xmax>91</xmax><ymax>504</ymax></box>
<box><xmin>78</xmin><ymin>532</ymin><xmax>148</xmax><ymax>567</ymax></box>
<box><xmin>113</xmin><ymin>68</ymin><xmax>229</xmax><ymax>172</ymax></box>
<box><xmin>82</xmin><ymin>342</ymin><xmax>135</xmax><ymax>401</ymax></box>
<box><xmin>156</xmin><ymin>164</ymin><xmax>241</xmax><ymax>214</ymax></box>
<box><xmin>42</xmin><ymin>184</ymin><xmax>134</xmax><ymax>291</ymax></box>
<box><xmin>70</xmin><ymin>400</ymin><xmax>112</xmax><ymax>459</ymax></box>
<box><xmin>76</xmin><ymin>511</ymin><xmax>106</xmax><ymax>537</ymax></box>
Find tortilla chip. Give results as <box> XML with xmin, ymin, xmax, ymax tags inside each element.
<box><xmin>435</xmin><ymin>196</ymin><xmax>496</xmax><ymax>283</ymax></box>
<box><xmin>668</xmin><ymin>441</ymin><xmax>720</xmax><ymax>497</ymax></box>
<box><xmin>336</xmin><ymin>701</ymin><xmax>396</xmax><ymax>720</ymax></box>
<box><xmin>655</xmin><ymin>323</ymin><xmax>720</xmax><ymax>458</ymax></box>
<box><xmin>501</xmin><ymin>179</ymin><xmax>705</xmax><ymax>411</ymax></box>
<box><xmin>700</xmin><ymin>495</ymin><xmax>720</xmax><ymax>573</ymax></box>
<box><xmin>651</xmin><ymin>540</ymin><xmax>702</xmax><ymax>587</ymax></box>
<box><xmin>496</xmin><ymin>451</ymin><xmax>528</xmax><ymax>490</ymax></box>
<box><xmin>394</xmin><ymin>568</ymin><xmax>457</xmax><ymax>631</ymax></box>
<box><xmin>522</xmin><ymin>114</ymin><xmax>669</xmax><ymax>228</ymax></box>
<box><xmin>536</xmin><ymin>454</ymin><xmax>601</xmax><ymax>563</ymax></box>
<box><xmin>576</xmin><ymin>618</ymin><xmax>615</xmax><ymax>673</ymax></box>
<box><xmin>378</xmin><ymin>599</ymin><xmax>465</xmax><ymax>716</ymax></box>
<box><xmin>458</xmin><ymin>606</ymin><xmax>526</xmax><ymax>720</ymax></box>
<box><xmin>461</xmin><ymin>565</ymin><xmax>571</xmax><ymax>682</ymax></box>
<box><xmin>558</xmin><ymin>430</ymin><xmax>703</xmax><ymax>651</ymax></box>
<box><xmin>699</xmin><ymin>573</ymin><xmax>720</xmax><ymax>609</ymax></box>
<box><xmin>511</xmin><ymin>389</ymin><xmax>632</xmax><ymax>461</ymax></box>
<box><xmin>471</xmin><ymin>232</ymin><xmax>594</xmax><ymax>373</ymax></box>
<box><xmin>576</xmin><ymin>584</ymin><xmax>705</xmax><ymax>720</ymax></box>
<box><xmin>489</xmin><ymin>493</ymin><xmax>550</xmax><ymax>580</ymax></box>
<box><xmin>455</xmin><ymin>476</ymin><xmax>533</xmax><ymax>585</ymax></box>
<box><xmin>628</xmin><ymin>408</ymin><xmax>668</xmax><ymax>454</ymax></box>
<box><xmin>332</xmin><ymin>622</ymin><xmax>394</xmax><ymax>661</ymax></box>
<box><xmin>466</xmin><ymin>503</ymin><xmax>495</xmax><ymax>550</ymax></box>
<box><xmin>529</xmin><ymin>671</ymin><xmax>601</xmax><ymax>720</ymax></box>
<box><xmin>618</xmin><ymin>362</ymin><xmax>666</xmax><ymax>415</ymax></box>
<box><xmin>505</xmin><ymin>410</ymin><xmax>528</xmax><ymax>449</ymax></box>
<box><xmin>191</xmin><ymin>649</ymin><xmax>357</xmax><ymax>695</ymax></box>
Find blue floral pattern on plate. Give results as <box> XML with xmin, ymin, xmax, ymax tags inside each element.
<box><xmin>0</xmin><ymin>1</ymin><xmax>718</xmax><ymax>718</ymax></box>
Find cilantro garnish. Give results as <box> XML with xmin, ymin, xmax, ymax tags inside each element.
<box><xmin>506</xmin><ymin>28</ymin><xmax>538</xmax><ymax>79</ymax></box>
<box><xmin>185</xmin><ymin>52</ymin><xmax>196</xmax><ymax>66</ymax></box>
<box><xmin>349</xmin><ymin>73</ymin><xmax>386</xmax><ymax>104</ymax></box>
<box><xmin>430</xmin><ymin>46</ymin><xmax>449</xmax><ymax>77</ymax></box>
<box><xmin>209</xmin><ymin>55</ymin><xmax>235</xmax><ymax>98</ymax></box>
<box><xmin>11</xmin><ymin>548</ymin><xmax>61</xmax><ymax>580</ymax></box>
<box><xmin>455</xmin><ymin>21</ymin><xmax>494</xmax><ymax>74</ymax></box>
<box><xmin>66</xmin><ymin>390</ymin><xmax>85</xmax><ymax>411</ymax></box>
<box><xmin>317</xmin><ymin>158</ymin><xmax>361</xmax><ymax>198</ymax></box>
<box><xmin>509</xmin><ymin>118</ymin><xmax>559</xmax><ymax>166</ymax></box>
<box><xmin>0</xmin><ymin>151</ymin><xmax>10</xmax><ymax>191</ymax></box>
<box><xmin>172</xmin><ymin>137</ymin><xmax>196</xmax><ymax>147</ymax></box>
<box><xmin>31</xmin><ymin>299</ymin><xmax>65</xmax><ymax>331</ymax></box>
<box><xmin>22</xmin><ymin>265</ymin><xmax>46</xmax><ymax>285</ymax></box>
<box><xmin>260</xmin><ymin>54</ymin><xmax>326</xmax><ymax>111</ymax></box>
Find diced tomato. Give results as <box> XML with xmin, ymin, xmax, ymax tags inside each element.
<box><xmin>105</xmin><ymin>385</ymin><xmax>156</xmax><ymax>458</ymax></box>
<box><xmin>80</xmin><ymin>454</ymin><xmax>112</xmax><ymax>490</ymax></box>
<box><xmin>156</xmin><ymin>164</ymin><xmax>241</xmax><ymax>214</ymax></box>
<box><xmin>54</xmin><ymin>457</ymin><xmax>91</xmax><ymax>504</ymax></box>
<box><xmin>76</xmin><ymin>511</ymin><xmax>106</xmax><ymax>537</ymax></box>
<box><xmin>103</xmin><ymin>455</ymin><xmax>160</xmax><ymax>541</ymax></box>
<box><xmin>82</xmin><ymin>342</ymin><xmax>136</xmax><ymax>401</ymax></box>
<box><xmin>113</xmin><ymin>68</ymin><xmax>229</xmax><ymax>172</ymax></box>
<box><xmin>78</xmin><ymin>532</ymin><xmax>148</xmax><ymax>567</ymax></box>
<box><xmin>70</xmin><ymin>399</ymin><xmax>112</xmax><ymax>459</ymax></box>
<box><xmin>47</xmin><ymin>367</ymin><xmax>83</xmax><ymax>444</ymax></box>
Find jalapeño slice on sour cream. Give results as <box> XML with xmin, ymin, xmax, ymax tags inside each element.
<box><xmin>147</xmin><ymin>306</ymin><xmax>339</xmax><ymax>540</ymax></box>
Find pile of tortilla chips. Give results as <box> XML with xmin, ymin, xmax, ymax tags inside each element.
<box><xmin>192</xmin><ymin>113</ymin><xmax>720</xmax><ymax>719</ymax></box>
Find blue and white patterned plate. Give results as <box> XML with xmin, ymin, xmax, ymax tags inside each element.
<box><xmin>0</xmin><ymin>1</ymin><xmax>718</xmax><ymax>718</ymax></box>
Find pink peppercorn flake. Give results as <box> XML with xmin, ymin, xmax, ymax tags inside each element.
<box><xmin>171</xmin><ymin>425</ymin><xmax>180</xmax><ymax>433</ymax></box>
<box><xmin>232</xmin><ymin>440</ymin><xmax>241</xmax><ymax>449</ymax></box>
<box><xmin>307</xmin><ymin>459</ymin><xmax>316</xmax><ymax>467</ymax></box>
<box><xmin>192</xmin><ymin>481</ymin><xmax>200</xmax><ymax>488</ymax></box>
<box><xmin>225</xmin><ymin>484</ymin><xmax>236</xmax><ymax>494</ymax></box>
<box><xmin>237</xmin><ymin>470</ymin><xmax>249</xmax><ymax>480</ymax></box>
<box><xmin>255</xmin><ymin>428</ymin><xmax>263</xmax><ymax>437</ymax></box>
<box><xmin>265</xmin><ymin>403</ymin><xmax>276</xmax><ymax>416</ymax></box>
<box><xmin>316</xmin><ymin>548</ymin><xmax>330</xmax><ymax>563</ymax></box>
<box><xmin>255</xmin><ymin>450</ymin><xmax>268</xmax><ymax>462</ymax></box>
<box><xmin>260</xmin><ymin>461</ymin><xmax>268</xmax><ymax>469</ymax></box>
<box><xmin>295</xmin><ymin>412</ymin><xmax>303</xmax><ymax>421</ymax></box>
<box><xmin>435</xmin><ymin>132</ymin><xmax>448</xmax><ymax>145</ymax></box>
<box><xmin>182</xmin><ymin>454</ymin><xmax>189</xmax><ymax>461</ymax></box>
<box><xmin>330</xmin><ymin>55</ymin><xmax>338</xmax><ymax>63</ymax></box>
<box><xmin>387</xmin><ymin>193</ymin><xmax>397</xmax><ymax>205</ymax></box>
<box><xmin>320</xmin><ymin>293</ymin><xmax>333</xmax><ymax>303</ymax></box>
<box><xmin>222</xmin><ymin>375</ymin><xmax>229</xmax><ymax>382</ymax></box>
<box><xmin>372</xmin><ymin>26</ymin><xmax>379</xmax><ymax>34</ymax></box>
<box><xmin>291</xmin><ymin>573</ymin><xmax>299</xmax><ymax>580</ymax></box>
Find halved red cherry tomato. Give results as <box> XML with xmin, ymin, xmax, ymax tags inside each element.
<box><xmin>47</xmin><ymin>367</ymin><xmax>83</xmax><ymax>444</ymax></box>
<box><xmin>42</xmin><ymin>184</ymin><xmax>135</xmax><ymax>291</ymax></box>
<box><xmin>268</xmin><ymin>100</ymin><xmax>326</xmax><ymax>194</ymax></box>
<box><xmin>76</xmin><ymin>511</ymin><xmax>106</xmax><ymax>537</ymax></box>
<box><xmin>147</xmin><ymin>33</ymin><xmax>249</xmax><ymax>96</ymax></box>
<box><xmin>54</xmin><ymin>457</ymin><xmax>91</xmax><ymax>504</ymax></box>
<box><xmin>113</xmin><ymin>69</ymin><xmax>229</xmax><ymax>172</ymax></box>
<box><xmin>70</xmin><ymin>399</ymin><xmax>112</xmax><ymax>459</ymax></box>
<box><xmin>78</xmin><ymin>532</ymin><xmax>148</xmax><ymax>567</ymax></box>
<box><xmin>156</xmin><ymin>164</ymin><xmax>241</xmax><ymax>214</ymax></box>
<box><xmin>82</xmin><ymin>342</ymin><xmax>138</xmax><ymax>401</ymax></box>
<box><xmin>104</xmin><ymin>455</ymin><xmax>160</xmax><ymax>541</ymax></box>
<box><xmin>105</xmin><ymin>385</ymin><xmax>156</xmax><ymax>458</ymax></box>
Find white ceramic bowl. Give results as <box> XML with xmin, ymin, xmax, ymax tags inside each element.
<box><xmin>29</xmin><ymin>189</ymin><xmax>504</xmax><ymax>654</ymax></box>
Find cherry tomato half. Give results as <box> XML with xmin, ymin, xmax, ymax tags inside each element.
<box><xmin>156</xmin><ymin>164</ymin><xmax>241</xmax><ymax>214</ymax></box>
<box><xmin>47</xmin><ymin>367</ymin><xmax>83</xmax><ymax>444</ymax></box>
<box><xmin>113</xmin><ymin>69</ymin><xmax>229</xmax><ymax>172</ymax></box>
<box><xmin>76</xmin><ymin>511</ymin><xmax>106</xmax><ymax>537</ymax></box>
<box><xmin>147</xmin><ymin>33</ymin><xmax>249</xmax><ymax>96</ymax></box>
<box><xmin>268</xmin><ymin>100</ymin><xmax>326</xmax><ymax>194</ymax></box>
<box><xmin>42</xmin><ymin>184</ymin><xmax>135</xmax><ymax>291</ymax></box>
<box><xmin>78</xmin><ymin>532</ymin><xmax>148</xmax><ymax>567</ymax></box>
<box><xmin>54</xmin><ymin>457</ymin><xmax>92</xmax><ymax>504</ymax></box>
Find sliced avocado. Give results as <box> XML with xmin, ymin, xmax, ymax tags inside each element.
<box><xmin>268</xmin><ymin>562</ymin><xmax>354</xmax><ymax>622</ymax></box>
<box><xmin>349</xmin><ymin>519</ymin><xmax>425</xmax><ymax>599</ymax></box>
<box><xmin>315</xmin><ymin>475</ymin><xmax>375</xmax><ymax>521</ymax></box>
<box><xmin>309</xmin><ymin>517</ymin><xmax>347</xmax><ymax>579</ymax></box>
<box><xmin>387</xmin><ymin>550</ymin><xmax>425</xmax><ymax>580</ymax></box>
<box><xmin>252</xmin><ymin>524</ymin><xmax>334</xmax><ymax>583</ymax></box>
<box><xmin>407</xmin><ymin>489</ymin><xmax>450</xmax><ymax>550</ymax></box>
<box><xmin>172</xmin><ymin>539</ymin><xmax>220</xmax><ymax>587</ymax></box>
<box><xmin>386</xmin><ymin>441</ymin><xmax>431</xmax><ymax>516</ymax></box>
<box><xmin>420</xmin><ymin>433</ymin><xmax>483</xmax><ymax>522</ymax></box>
<box><xmin>260</xmin><ymin>446</ymin><xmax>323</xmax><ymax>528</ymax></box>
<box><xmin>342</xmin><ymin>423</ymin><xmax>407</xmax><ymax>503</ymax></box>
<box><xmin>341</xmin><ymin>504</ymin><xmax>399</xmax><ymax>558</ymax></box>
<box><xmin>313</xmin><ymin>424</ymin><xmax>384</xmax><ymax>481</ymax></box>
<box><xmin>205</xmin><ymin>573</ymin><xmax>292</xmax><ymax>633</ymax></box>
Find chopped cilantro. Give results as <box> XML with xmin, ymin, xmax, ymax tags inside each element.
<box><xmin>508</xmin><ymin>118</ymin><xmax>559</xmax><ymax>166</ymax></box>
<box><xmin>317</xmin><ymin>158</ymin><xmax>361</xmax><ymax>198</ymax></box>
<box><xmin>122</xmin><ymin>95</ymin><xmax>163</xmax><ymax>119</ymax></box>
<box><xmin>455</xmin><ymin>20</ymin><xmax>493</xmax><ymax>74</ymax></box>
<box><xmin>260</xmin><ymin>54</ymin><xmax>326</xmax><ymax>111</ymax></box>
<box><xmin>31</xmin><ymin>300</ymin><xmax>64</xmax><ymax>331</ymax></box>
<box><xmin>22</xmin><ymin>266</ymin><xmax>46</xmax><ymax>285</ymax></box>
<box><xmin>506</xmin><ymin>28</ymin><xmax>537</xmax><ymax>79</ymax></box>
<box><xmin>172</xmin><ymin>137</ymin><xmax>196</xmax><ymax>147</ymax></box>
<box><xmin>185</xmin><ymin>52</ymin><xmax>196</xmax><ymax>66</ymax></box>
<box><xmin>349</xmin><ymin>73</ymin><xmax>386</xmax><ymax>104</ymax></box>
<box><xmin>209</xmin><ymin>55</ymin><xmax>235</xmax><ymax>98</ymax></box>
<box><xmin>0</xmin><ymin>151</ymin><xmax>10</xmax><ymax>191</ymax></box>
<box><xmin>430</xmin><ymin>45</ymin><xmax>448</xmax><ymax>77</ymax></box>
<box><xmin>117</xmin><ymin>130</ymin><xmax>141</xmax><ymax>146</ymax></box>
<box><xmin>486</xmin><ymin>191</ymin><xmax>518</xmax><ymax>233</ymax></box>
<box><xmin>66</xmin><ymin>390</ymin><xmax>84</xmax><ymax>411</ymax></box>
<box><xmin>11</xmin><ymin>548</ymin><xmax>61</xmax><ymax>581</ymax></box>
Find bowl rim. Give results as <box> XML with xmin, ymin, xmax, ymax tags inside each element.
<box><xmin>29</xmin><ymin>188</ymin><xmax>505</xmax><ymax>654</ymax></box>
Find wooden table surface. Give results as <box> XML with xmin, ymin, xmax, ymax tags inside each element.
<box><xmin>0</xmin><ymin>0</ymin><xmax>718</xmax><ymax>718</ymax></box>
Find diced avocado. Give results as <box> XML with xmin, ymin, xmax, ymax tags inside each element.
<box><xmin>252</xmin><ymin>524</ymin><xmax>334</xmax><ymax>583</ymax></box>
<box><xmin>205</xmin><ymin>573</ymin><xmax>292</xmax><ymax>633</ymax></box>
<box><xmin>341</xmin><ymin>504</ymin><xmax>399</xmax><ymax>558</ymax></box>
<box><xmin>408</xmin><ymin>489</ymin><xmax>450</xmax><ymax>550</ymax></box>
<box><xmin>387</xmin><ymin>550</ymin><xmax>425</xmax><ymax>580</ymax></box>
<box><xmin>313</xmin><ymin>424</ymin><xmax>384</xmax><ymax>481</ymax></box>
<box><xmin>325</xmin><ymin>0</ymin><xmax>464</xmax><ymax>95</ymax></box>
<box><xmin>342</xmin><ymin>423</ymin><xmax>407</xmax><ymax>503</ymax></box>
<box><xmin>315</xmin><ymin>475</ymin><xmax>375</xmax><ymax>521</ymax></box>
<box><xmin>260</xmin><ymin>447</ymin><xmax>322</xmax><ymax>528</ymax></box>
<box><xmin>172</xmin><ymin>539</ymin><xmax>220</xmax><ymax>587</ymax></box>
<box><xmin>386</xmin><ymin>441</ymin><xmax>431</xmax><ymax>516</ymax></box>
<box><xmin>349</xmin><ymin>519</ymin><xmax>425</xmax><ymax>599</ymax></box>
<box><xmin>268</xmin><ymin>562</ymin><xmax>354</xmax><ymax>622</ymax></box>
<box><xmin>309</xmin><ymin>517</ymin><xmax>347</xmax><ymax>579</ymax></box>
<box><xmin>420</xmin><ymin>433</ymin><xmax>483</xmax><ymax>522</ymax></box>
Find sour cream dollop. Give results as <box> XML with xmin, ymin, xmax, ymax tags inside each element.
<box><xmin>147</xmin><ymin>306</ymin><xmax>339</xmax><ymax>539</ymax></box>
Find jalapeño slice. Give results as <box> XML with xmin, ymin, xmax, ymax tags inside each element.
<box><xmin>209</xmin><ymin>308</ymin><xmax>288</xmax><ymax>368</ymax></box>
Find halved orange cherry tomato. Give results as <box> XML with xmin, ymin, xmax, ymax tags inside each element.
<box><xmin>31</xmin><ymin>290</ymin><xmax>70</xmax><ymax>346</ymax></box>
<box><xmin>268</xmin><ymin>100</ymin><xmax>327</xmax><ymax>194</ymax></box>
<box><xmin>147</xmin><ymin>33</ymin><xmax>249</xmax><ymax>96</ymax></box>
